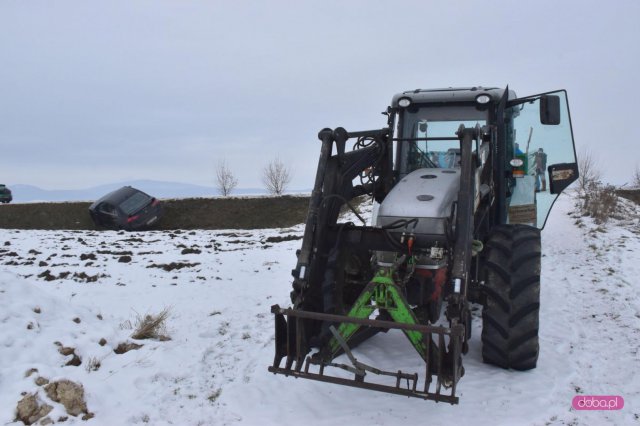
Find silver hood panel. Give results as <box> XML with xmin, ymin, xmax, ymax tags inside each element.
<box><xmin>376</xmin><ymin>168</ymin><xmax>460</xmax><ymax>235</ymax></box>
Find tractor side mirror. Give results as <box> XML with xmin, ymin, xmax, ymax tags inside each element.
<box><xmin>548</xmin><ymin>163</ymin><xmax>579</xmax><ymax>194</ymax></box>
<box><xmin>540</xmin><ymin>95</ymin><xmax>561</xmax><ymax>125</ymax></box>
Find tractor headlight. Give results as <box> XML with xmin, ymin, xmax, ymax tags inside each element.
<box><xmin>476</xmin><ymin>94</ymin><xmax>491</xmax><ymax>105</ymax></box>
<box><xmin>510</xmin><ymin>158</ymin><xmax>524</xmax><ymax>167</ymax></box>
<box><xmin>398</xmin><ymin>97</ymin><xmax>412</xmax><ymax>108</ymax></box>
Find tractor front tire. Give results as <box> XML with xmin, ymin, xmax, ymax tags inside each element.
<box><xmin>481</xmin><ymin>224</ymin><xmax>540</xmax><ymax>370</ymax></box>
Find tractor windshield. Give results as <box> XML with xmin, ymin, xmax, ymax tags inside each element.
<box><xmin>398</xmin><ymin>106</ymin><xmax>487</xmax><ymax>175</ymax></box>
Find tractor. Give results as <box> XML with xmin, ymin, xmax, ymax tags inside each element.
<box><xmin>269</xmin><ymin>86</ymin><xmax>578</xmax><ymax>403</ymax></box>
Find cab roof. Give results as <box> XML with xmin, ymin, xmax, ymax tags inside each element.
<box><xmin>390</xmin><ymin>86</ymin><xmax>516</xmax><ymax>107</ymax></box>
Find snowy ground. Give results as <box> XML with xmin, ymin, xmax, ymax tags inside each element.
<box><xmin>1</xmin><ymin>195</ymin><xmax>639</xmax><ymax>425</ymax></box>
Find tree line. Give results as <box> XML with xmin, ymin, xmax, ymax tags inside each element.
<box><xmin>215</xmin><ymin>158</ymin><xmax>292</xmax><ymax>197</ymax></box>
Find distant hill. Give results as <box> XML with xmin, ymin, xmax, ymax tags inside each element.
<box><xmin>7</xmin><ymin>180</ymin><xmax>310</xmax><ymax>203</ymax></box>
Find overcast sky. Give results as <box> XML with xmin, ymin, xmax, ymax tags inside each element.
<box><xmin>1</xmin><ymin>0</ymin><xmax>638</xmax><ymax>190</ymax></box>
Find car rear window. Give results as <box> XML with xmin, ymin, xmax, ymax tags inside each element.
<box><xmin>119</xmin><ymin>192</ymin><xmax>152</xmax><ymax>215</ymax></box>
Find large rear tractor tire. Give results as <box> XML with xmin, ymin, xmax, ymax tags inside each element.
<box><xmin>481</xmin><ymin>224</ymin><xmax>541</xmax><ymax>370</ymax></box>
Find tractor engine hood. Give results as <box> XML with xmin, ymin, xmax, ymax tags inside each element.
<box><xmin>376</xmin><ymin>168</ymin><xmax>460</xmax><ymax>236</ymax></box>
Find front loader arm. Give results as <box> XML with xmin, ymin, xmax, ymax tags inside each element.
<box><xmin>291</xmin><ymin>127</ymin><xmax>391</xmax><ymax>310</ymax></box>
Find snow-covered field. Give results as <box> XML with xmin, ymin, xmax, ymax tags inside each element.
<box><xmin>1</xmin><ymin>195</ymin><xmax>639</xmax><ymax>425</ymax></box>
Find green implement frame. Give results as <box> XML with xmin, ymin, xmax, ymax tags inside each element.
<box><xmin>326</xmin><ymin>267</ymin><xmax>429</xmax><ymax>361</ymax></box>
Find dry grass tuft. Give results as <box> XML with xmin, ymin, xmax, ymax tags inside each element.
<box><xmin>577</xmin><ymin>181</ymin><xmax>619</xmax><ymax>224</ymax></box>
<box><xmin>207</xmin><ymin>388</ymin><xmax>222</xmax><ymax>403</ymax></box>
<box><xmin>131</xmin><ymin>308</ymin><xmax>171</xmax><ymax>341</ymax></box>
<box><xmin>85</xmin><ymin>357</ymin><xmax>101</xmax><ymax>372</ymax></box>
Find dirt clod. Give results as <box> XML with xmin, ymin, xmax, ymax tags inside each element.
<box><xmin>35</xmin><ymin>377</ymin><xmax>50</xmax><ymax>386</ymax></box>
<box><xmin>44</xmin><ymin>380</ymin><xmax>90</xmax><ymax>417</ymax></box>
<box><xmin>15</xmin><ymin>393</ymin><xmax>53</xmax><ymax>425</ymax></box>
<box><xmin>66</xmin><ymin>354</ymin><xmax>82</xmax><ymax>367</ymax></box>
<box><xmin>114</xmin><ymin>342</ymin><xmax>143</xmax><ymax>354</ymax></box>
<box><xmin>57</xmin><ymin>345</ymin><xmax>82</xmax><ymax>366</ymax></box>
<box><xmin>181</xmin><ymin>247</ymin><xmax>201</xmax><ymax>255</ymax></box>
<box><xmin>37</xmin><ymin>270</ymin><xmax>56</xmax><ymax>281</ymax></box>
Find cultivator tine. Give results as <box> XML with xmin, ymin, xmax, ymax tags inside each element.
<box><xmin>450</xmin><ymin>322</ymin><xmax>463</xmax><ymax>397</ymax></box>
<box><xmin>436</xmin><ymin>333</ymin><xmax>445</xmax><ymax>395</ymax></box>
<box><xmin>424</xmin><ymin>332</ymin><xmax>432</xmax><ymax>394</ymax></box>
<box><xmin>273</xmin><ymin>313</ymin><xmax>287</xmax><ymax>368</ymax></box>
<box><xmin>284</xmin><ymin>310</ymin><xmax>297</xmax><ymax>370</ymax></box>
<box><xmin>295</xmin><ymin>317</ymin><xmax>304</xmax><ymax>372</ymax></box>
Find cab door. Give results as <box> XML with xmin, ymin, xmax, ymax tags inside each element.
<box><xmin>507</xmin><ymin>90</ymin><xmax>578</xmax><ymax>228</ymax></box>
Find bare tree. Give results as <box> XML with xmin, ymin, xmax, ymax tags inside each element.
<box><xmin>633</xmin><ymin>164</ymin><xmax>640</xmax><ymax>189</ymax></box>
<box><xmin>262</xmin><ymin>158</ymin><xmax>292</xmax><ymax>196</ymax></box>
<box><xmin>215</xmin><ymin>159</ymin><xmax>238</xmax><ymax>197</ymax></box>
<box><xmin>576</xmin><ymin>147</ymin><xmax>601</xmax><ymax>194</ymax></box>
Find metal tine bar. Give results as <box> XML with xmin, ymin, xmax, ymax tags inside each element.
<box><xmin>285</xmin><ymin>314</ymin><xmax>294</xmax><ymax>370</ymax></box>
<box><xmin>272</xmin><ymin>305</ymin><xmax>454</xmax><ymax>335</ymax></box>
<box><xmin>436</xmin><ymin>333</ymin><xmax>445</xmax><ymax>395</ymax></box>
<box><xmin>424</xmin><ymin>332</ymin><xmax>432</xmax><ymax>393</ymax></box>
<box><xmin>319</xmin><ymin>359</ymin><xmax>416</xmax><ymax>381</ymax></box>
<box><xmin>451</xmin><ymin>334</ymin><xmax>460</xmax><ymax>397</ymax></box>
<box><xmin>272</xmin><ymin>314</ymin><xmax>281</xmax><ymax>369</ymax></box>
<box><xmin>295</xmin><ymin>317</ymin><xmax>303</xmax><ymax>372</ymax></box>
<box><xmin>268</xmin><ymin>366</ymin><xmax>459</xmax><ymax>404</ymax></box>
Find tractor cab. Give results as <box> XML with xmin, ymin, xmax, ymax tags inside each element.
<box><xmin>389</xmin><ymin>87</ymin><xmax>578</xmax><ymax>228</ymax></box>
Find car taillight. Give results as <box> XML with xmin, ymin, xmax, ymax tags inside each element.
<box><xmin>127</xmin><ymin>215</ymin><xmax>140</xmax><ymax>223</ymax></box>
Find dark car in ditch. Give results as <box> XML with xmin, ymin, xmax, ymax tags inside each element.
<box><xmin>0</xmin><ymin>185</ymin><xmax>12</xmax><ymax>203</ymax></box>
<box><xmin>89</xmin><ymin>186</ymin><xmax>163</xmax><ymax>231</ymax></box>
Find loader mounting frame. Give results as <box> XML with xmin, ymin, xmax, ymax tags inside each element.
<box><xmin>269</xmin><ymin>304</ymin><xmax>463</xmax><ymax>404</ymax></box>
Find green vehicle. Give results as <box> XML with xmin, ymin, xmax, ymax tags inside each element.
<box><xmin>0</xmin><ymin>185</ymin><xmax>13</xmax><ymax>203</ymax></box>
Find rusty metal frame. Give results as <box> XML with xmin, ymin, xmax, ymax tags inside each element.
<box><xmin>269</xmin><ymin>305</ymin><xmax>463</xmax><ymax>404</ymax></box>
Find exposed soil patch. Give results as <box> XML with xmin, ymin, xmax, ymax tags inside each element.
<box><xmin>617</xmin><ymin>189</ymin><xmax>640</xmax><ymax>205</ymax></box>
<box><xmin>181</xmin><ymin>247</ymin><xmax>202</xmax><ymax>255</ymax></box>
<box><xmin>147</xmin><ymin>262</ymin><xmax>200</xmax><ymax>272</ymax></box>
<box><xmin>37</xmin><ymin>270</ymin><xmax>105</xmax><ymax>282</ymax></box>
<box><xmin>37</xmin><ymin>270</ymin><xmax>64</xmax><ymax>281</ymax></box>
<box><xmin>265</xmin><ymin>234</ymin><xmax>303</xmax><ymax>243</ymax></box>
<box><xmin>97</xmin><ymin>250</ymin><xmax>133</xmax><ymax>256</ymax></box>
<box><xmin>73</xmin><ymin>272</ymin><xmax>106</xmax><ymax>282</ymax></box>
